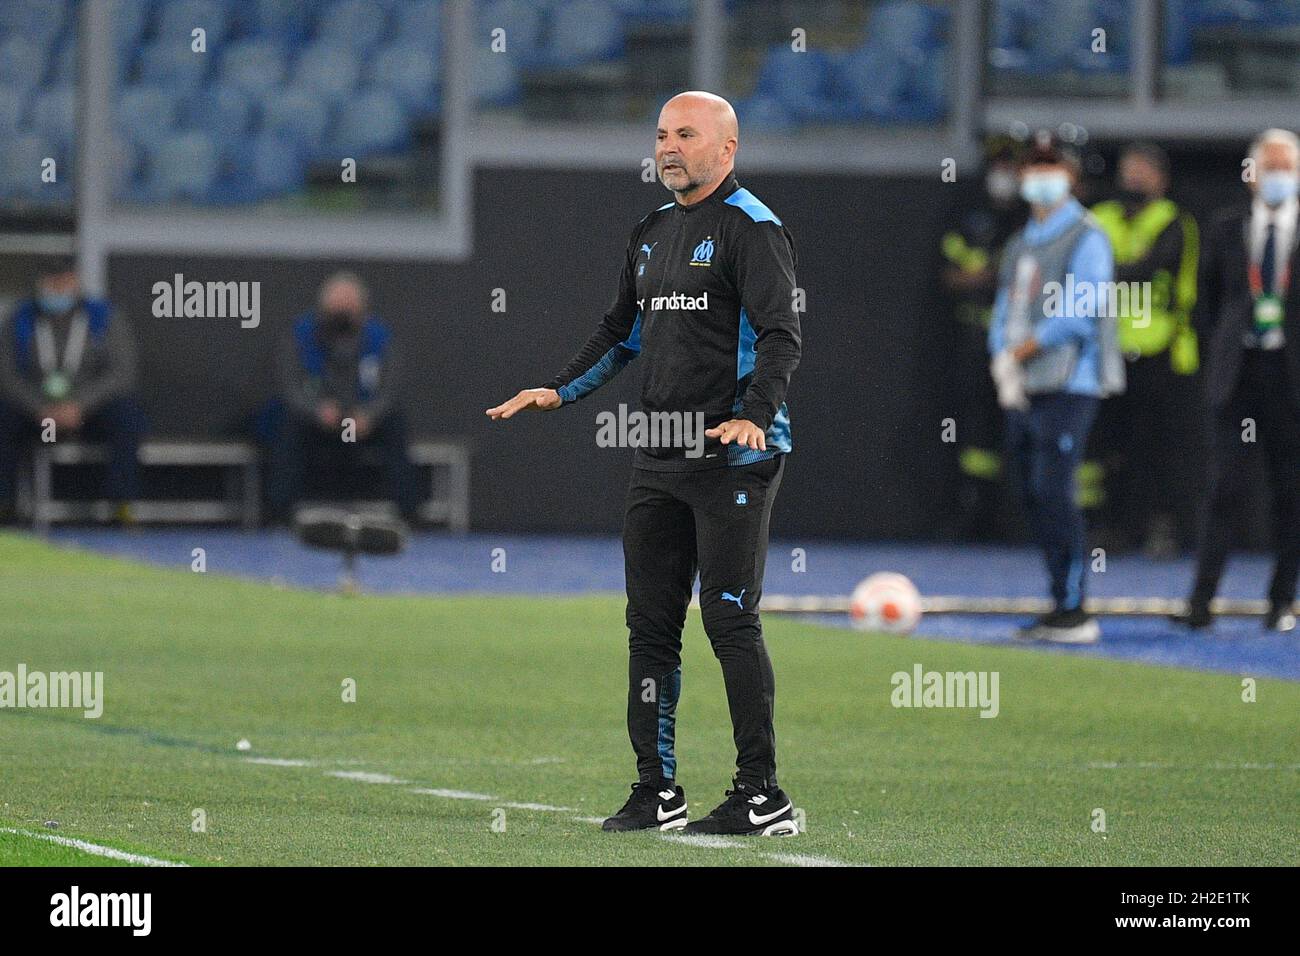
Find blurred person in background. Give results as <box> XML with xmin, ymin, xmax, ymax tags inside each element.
<box><xmin>1171</xmin><ymin>129</ymin><xmax>1300</xmax><ymax>633</ymax></box>
<box><xmin>1090</xmin><ymin>142</ymin><xmax>1201</xmax><ymax>557</ymax></box>
<box><xmin>0</xmin><ymin>258</ymin><xmax>143</xmax><ymax>524</ymax></box>
<box><xmin>988</xmin><ymin>133</ymin><xmax>1125</xmax><ymax>644</ymax></box>
<box><xmin>268</xmin><ymin>271</ymin><xmax>417</xmax><ymax>524</ymax></box>
<box><xmin>938</xmin><ymin>137</ymin><xmax>1024</xmax><ymax>539</ymax></box>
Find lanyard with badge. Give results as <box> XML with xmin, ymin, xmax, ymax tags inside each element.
<box><xmin>1248</xmin><ymin>217</ymin><xmax>1293</xmax><ymax>337</ymax></box>
<box><xmin>34</xmin><ymin>312</ymin><xmax>89</xmax><ymax>401</ymax></box>
<box><xmin>1248</xmin><ymin>259</ymin><xmax>1288</xmax><ymax>335</ymax></box>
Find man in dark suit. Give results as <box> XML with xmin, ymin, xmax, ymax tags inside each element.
<box><xmin>1173</xmin><ymin>129</ymin><xmax>1300</xmax><ymax>632</ymax></box>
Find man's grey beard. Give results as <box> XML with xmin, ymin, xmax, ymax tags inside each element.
<box><xmin>661</xmin><ymin>160</ymin><xmax>718</xmax><ymax>197</ymax></box>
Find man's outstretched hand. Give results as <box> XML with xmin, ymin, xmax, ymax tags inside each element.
<box><xmin>706</xmin><ymin>419</ymin><xmax>767</xmax><ymax>451</ymax></box>
<box><xmin>486</xmin><ymin>388</ymin><xmax>562</xmax><ymax>420</ymax></box>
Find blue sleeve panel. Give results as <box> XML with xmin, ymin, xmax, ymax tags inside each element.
<box><xmin>988</xmin><ymin>286</ymin><xmax>1009</xmax><ymax>355</ymax></box>
<box><xmin>556</xmin><ymin>313</ymin><xmax>642</xmax><ymax>404</ymax></box>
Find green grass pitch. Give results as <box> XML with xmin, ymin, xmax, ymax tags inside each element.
<box><xmin>1</xmin><ymin>531</ymin><xmax>1296</xmax><ymax>867</ymax></box>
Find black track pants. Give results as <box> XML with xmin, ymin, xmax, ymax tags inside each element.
<box><xmin>621</xmin><ymin>455</ymin><xmax>784</xmax><ymax>790</ymax></box>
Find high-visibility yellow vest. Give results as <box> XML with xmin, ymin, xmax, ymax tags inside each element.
<box><xmin>941</xmin><ymin>230</ymin><xmax>995</xmax><ymax>329</ymax></box>
<box><xmin>1091</xmin><ymin>199</ymin><xmax>1200</xmax><ymax>371</ymax></box>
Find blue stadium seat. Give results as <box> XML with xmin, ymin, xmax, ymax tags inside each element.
<box><xmin>865</xmin><ymin>0</ymin><xmax>944</xmax><ymax>53</ymax></box>
<box><xmin>47</xmin><ymin>26</ymin><xmax>78</xmax><ymax>85</ymax></box>
<box><xmin>836</xmin><ymin>44</ymin><xmax>906</xmax><ymax>122</ymax></box>
<box><xmin>477</xmin><ymin>0</ymin><xmax>545</xmax><ymax>66</ymax></box>
<box><xmin>113</xmin><ymin>0</ymin><xmax>153</xmax><ymax>59</ymax></box>
<box><xmin>1023</xmin><ymin>0</ymin><xmax>1095</xmax><ymax>70</ymax></box>
<box><xmin>734</xmin><ymin>94</ymin><xmax>796</xmax><ymax>134</ymax></box>
<box><xmin>259</xmin><ymin>85</ymin><xmax>333</xmax><ymax>158</ymax></box>
<box><xmin>546</xmin><ymin>0</ymin><xmax>623</xmax><ymax>67</ymax></box>
<box><xmin>0</xmin><ymin>35</ymin><xmax>48</xmax><ymax>90</ymax></box>
<box><xmin>117</xmin><ymin>84</ymin><xmax>182</xmax><ymax>150</ymax></box>
<box><xmin>1189</xmin><ymin>0</ymin><xmax>1300</xmax><ymax>27</ymax></box>
<box><xmin>897</xmin><ymin>48</ymin><xmax>947</xmax><ymax>121</ymax></box>
<box><xmin>842</xmin><ymin>1</ymin><xmax>951</xmax><ymax>122</ymax></box>
<box><xmin>394</xmin><ymin>0</ymin><xmax>442</xmax><ymax>46</ymax></box>
<box><xmin>472</xmin><ymin>45</ymin><xmax>521</xmax><ymax>108</ymax></box>
<box><xmin>0</xmin><ymin>84</ymin><xmax>29</xmax><ymax>136</ymax></box>
<box><xmin>611</xmin><ymin>0</ymin><xmax>692</xmax><ymax>24</ymax></box>
<box><xmin>137</xmin><ymin>39</ymin><xmax>212</xmax><ymax>92</ymax></box>
<box><xmin>146</xmin><ymin>130</ymin><xmax>220</xmax><ymax>202</ymax></box>
<box><xmin>29</xmin><ymin>83</ymin><xmax>75</xmax><ymax>150</ymax></box>
<box><xmin>371</xmin><ymin>42</ymin><xmax>439</xmax><ymax>112</ymax></box>
<box><xmin>292</xmin><ymin>41</ymin><xmax>362</xmax><ymax>103</ymax></box>
<box><xmin>332</xmin><ymin>86</ymin><xmax>407</xmax><ymax>156</ymax></box>
<box><xmin>1164</xmin><ymin>0</ymin><xmax>1193</xmax><ymax>64</ymax></box>
<box><xmin>244</xmin><ymin>0</ymin><xmax>313</xmax><ymax>44</ymax></box>
<box><xmin>0</xmin><ymin>132</ymin><xmax>59</xmax><ymax>199</ymax></box>
<box><xmin>156</xmin><ymin>0</ymin><xmax>231</xmax><ymax>45</ymax></box>
<box><xmin>220</xmin><ymin>39</ymin><xmax>288</xmax><ymax>97</ymax></box>
<box><xmin>244</xmin><ymin>128</ymin><xmax>306</xmax><ymax>199</ymax></box>
<box><xmin>185</xmin><ymin>82</ymin><xmax>255</xmax><ymax>142</ymax></box>
<box><xmin>0</xmin><ymin>0</ymin><xmax>68</xmax><ymax>47</ymax></box>
<box><xmin>316</xmin><ymin>0</ymin><xmax>389</xmax><ymax>53</ymax></box>
<box><xmin>987</xmin><ymin>0</ymin><xmax>1021</xmax><ymax>50</ymax></box>
<box><xmin>754</xmin><ymin>46</ymin><xmax>843</xmax><ymax>124</ymax></box>
<box><xmin>1249</xmin><ymin>0</ymin><xmax>1300</xmax><ymax>26</ymax></box>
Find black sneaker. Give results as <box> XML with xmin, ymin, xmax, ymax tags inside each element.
<box><xmin>1015</xmin><ymin>611</ymin><xmax>1058</xmax><ymax>639</ymax></box>
<box><xmin>1264</xmin><ymin>604</ymin><xmax>1297</xmax><ymax>633</ymax></box>
<box><xmin>1017</xmin><ymin>608</ymin><xmax>1100</xmax><ymax>644</ymax></box>
<box><xmin>682</xmin><ymin>780</ymin><xmax>798</xmax><ymax>836</ymax></box>
<box><xmin>1168</xmin><ymin>603</ymin><xmax>1212</xmax><ymax>630</ymax></box>
<box><xmin>601</xmin><ymin>781</ymin><xmax>687</xmax><ymax>832</ymax></box>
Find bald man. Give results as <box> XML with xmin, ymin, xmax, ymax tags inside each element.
<box><xmin>488</xmin><ymin>91</ymin><xmax>802</xmax><ymax>836</ymax></box>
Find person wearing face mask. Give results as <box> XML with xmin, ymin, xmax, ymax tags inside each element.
<box><xmin>267</xmin><ymin>271</ymin><xmax>416</xmax><ymax>523</ymax></box>
<box><xmin>938</xmin><ymin>137</ymin><xmax>1025</xmax><ymax>540</ymax></box>
<box><xmin>988</xmin><ymin>133</ymin><xmax>1125</xmax><ymax>644</ymax></box>
<box><xmin>0</xmin><ymin>258</ymin><xmax>143</xmax><ymax>524</ymax></box>
<box><xmin>1089</xmin><ymin>143</ymin><xmax>1202</xmax><ymax>558</ymax></box>
<box><xmin>1170</xmin><ymin>128</ymin><xmax>1300</xmax><ymax>633</ymax></box>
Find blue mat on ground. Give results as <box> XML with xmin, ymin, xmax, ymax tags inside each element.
<box><xmin>43</xmin><ymin>528</ymin><xmax>1298</xmax><ymax>680</ymax></box>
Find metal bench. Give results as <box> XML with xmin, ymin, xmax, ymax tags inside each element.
<box><xmin>19</xmin><ymin>440</ymin><xmax>261</xmax><ymax>532</ymax></box>
<box><xmin>18</xmin><ymin>438</ymin><xmax>470</xmax><ymax>533</ymax></box>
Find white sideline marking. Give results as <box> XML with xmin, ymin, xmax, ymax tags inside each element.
<box><xmin>1086</xmin><ymin>761</ymin><xmax>1300</xmax><ymax>771</ymax></box>
<box><xmin>501</xmin><ymin>801</ymin><xmax>577</xmax><ymax>812</ymax></box>
<box><xmin>326</xmin><ymin>771</ymin><xmax>408</xmax><ymax>784</ymax></box>
<box><xmin>409</xmin><ymin>790</ymin><xmax>575</xmax><ymax>812</ymax></box>
<box><xmin>410</xmin><ymin>787</ymin><xmax>497</xmax><ymax>801</ymax></box>
<box><xmin>1</xmin><ymin>828</ymin><xmax>187</xmax><ymax>867</ymax></box>
<box><xmin>662</xmin><ymin>834</ymin><xmax>748</xmax><ymax>850</ymax></box>
<box><xmin>765</xmin><ymin>851</ymin><xmax>851</xmax><ymax>868</ymax></box>
<box><xmin>257</xmin><ymin>756</ymin><xmax>856</xmax><ymax>867</ymax></box>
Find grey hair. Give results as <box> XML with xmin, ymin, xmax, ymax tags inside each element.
<box><xmin>1248</xmin><ymin>128</ymin><xmax>1300</xmax><ymax>166</ymax></box>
